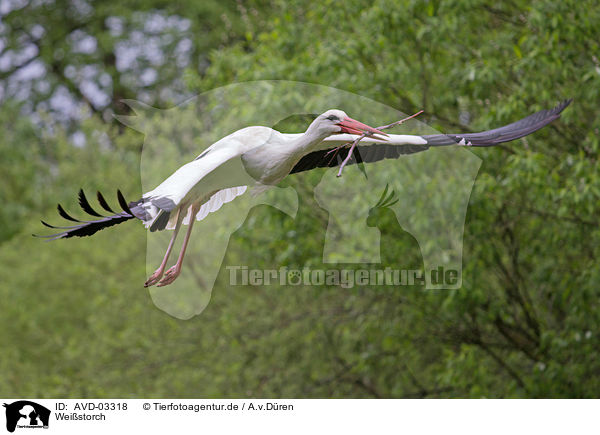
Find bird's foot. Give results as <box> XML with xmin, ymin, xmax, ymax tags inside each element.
<box><xmin>156</xmin><ymin>265</ymin><xmax>181</xmax><ymax>287</ymax></box>
<box><xmin>144</xmin><ymin>268</ymin><xmax>165</xmax><ymax>288</ymax></box>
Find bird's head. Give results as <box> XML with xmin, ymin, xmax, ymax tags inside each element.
<box><xmin>311</xmin><ymin>109</ymin><xmax>388</xmax><ymax>139</ymax></box>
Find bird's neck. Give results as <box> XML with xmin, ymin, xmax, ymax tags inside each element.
<box><xmin>289</xmin><ymin>125</ymin><xmax>327</xmax><ymax>156</ymax></box>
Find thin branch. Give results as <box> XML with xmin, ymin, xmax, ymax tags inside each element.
<box><xmin>377</xmin><ymin>110</ymin><xmax>425</xmax><ymax>130</ymax></box>
<box><xmin>334</xmin><ymin>356</ymin><xmax>384</xmax><ymax>398</ymax></box>
<box><xmin>477</xmin><ymin>340</ymin><xmax>528</xmax><ymax>392</ymax></box>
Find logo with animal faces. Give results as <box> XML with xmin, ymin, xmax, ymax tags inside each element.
<box><xmin>3</xmin><ymin>401</ymin><xmax>50</xmax><ymax>433</ymax></box>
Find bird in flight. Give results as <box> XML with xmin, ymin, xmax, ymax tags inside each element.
<box><xmin>37</xmin><ymin>100</ymin><xmax>571</xmax><ymax>287</ymax></box>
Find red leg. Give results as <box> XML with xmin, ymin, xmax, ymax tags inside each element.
<box><xmin>144</xmin><ymin>210</ymin><xmax>183</xmax><ymax>287</ymax></box>
<box><xmin>157</xmin><ymin>204</ymin><xmax>200</xmax><ymax>287</ymax></box>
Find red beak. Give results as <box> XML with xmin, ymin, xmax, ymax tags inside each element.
<box><xmin>337</xmin><ymin>117</ymin><xmax>388</xmax><ymax>138</ymax></box>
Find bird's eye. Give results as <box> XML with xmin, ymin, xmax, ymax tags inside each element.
<box><xmin>326</xmin><ymin>115</ymin><xmax>339</xmax><ymax>121</ymax></box>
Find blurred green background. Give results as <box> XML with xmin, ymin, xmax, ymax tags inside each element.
<box><xmin>0</xmin><ymin>0</ymin><xmax>598</xmax><ymax>398</ymax></box>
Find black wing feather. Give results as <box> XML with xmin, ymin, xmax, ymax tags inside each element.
<box><xmin>78</xmin><ymin>189</ymin><xmax>104</xmax><ymax>217</ymax></box>
<box><xmin>40</xmin><ymin>220</ymin><xmax>81</xmax><ymax>230</ymax></box>
<box><xmin>422</xmin><ymin>99</ymin><xmax>572</xmax><ymax>147</ymax></box>
<box><xmin>97</xmin><ymin>191</ymin><xmax>115</xmax><ymax>213</ymax></box>
<box><xmin>35</xmin><ymin>190</ymin><xmax>138</xmax><ymax>240</ymax></box>
<box><xmin>290</xmin><ymin>143</ymin><xmax>429</xmax><ymax>174</ymax></box>
<box><xmin>149</xmin><ymin>210</ymin><xmax>171</xmax><ymax>232</ymax></box>
<box><xmin>57</xmin><ymin>203</ymin><xmax>82</xmax><ymax>222</ymax></box>
<box><xmin>117</xmin><ymin>190</ymin><xmax>133</xmax><ymax>215</ymax></box>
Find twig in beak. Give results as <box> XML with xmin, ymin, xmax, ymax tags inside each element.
<box><xmin>336</xmin><ymin>110</ymin><xmax>424</xmax><ymax>177</ymax></box>
<box><xmin>376</xmin><ymin>110</ymin><xmax>424</xmax><ymax>130</ymax></box>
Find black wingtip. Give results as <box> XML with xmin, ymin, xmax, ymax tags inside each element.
<box><xmin>117</xmin><ymin>190</ymin><xmax>133</xmax><ymax>215</ymax></box>
<box><xmin>33</xmin><ymin>232</ymin><xmax>63</xmax><ymax>240</ymax></box>
<box><xmin>78</xmin><ymin>189</ymin><xmax>104</xmax><ymax>217</ymax></box>
<box><xmin>555</xmin><ymin>98</ymin><xmax>572</xmax><ymax>115</ymax></box>
<box><xmin>41</xmin><ymin>219</ymin><xmax>81</xmax><ymax>230</ymax></box>
<box><xmin>57</xmin><ymin>203</ymin><xmax>81</xmax><ymax>222</ymax></box>
<box><xmin>41</xmin><ymin>220</ymin><xmax>56</xmax><ymax>229</ymax></box>
<box><xmin>97</xmin><ymin>191</ymin><xmax>115</xmax><ymax>213</ymax></box>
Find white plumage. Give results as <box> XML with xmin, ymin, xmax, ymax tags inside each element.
<box><xmin>177</xmin><ymin>186</ymin><xmax>247</xmax><ymax>227</ymax></box>
<box><xmin>136</xmin><ymin>109</ymin><xmax>385</xmax><ymax>286</ymax></box>
<box><xmin>39</xmin><ymin>101</ymin><xmax>570</xmax><ymax>287</ymax></box>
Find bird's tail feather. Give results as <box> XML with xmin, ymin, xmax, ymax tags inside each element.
<box><xmin>34</xmin><ymin>189</ymin><xmax>138</xmax><ymax>240</ymax></box>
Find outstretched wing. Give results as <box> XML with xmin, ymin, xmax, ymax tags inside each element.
<box><xmin>290</xmin><ymin>100</ymin><xmax>571</xmax><ymax>174</ymax></box>
<box><xmin>290</xmin><ymin>142</ymin><xmax>430</xmax><ymax>174</ymax></box>
<box><xmin>140</xmin><ymin>126</ymin><xmax>277</xmax><ymax>223</ymax></box>
<box><xmin>168</xmin><ymin>186</ymin><xmax>249</xmax><ymax>229</ymax></box>
<box><xmin>421</xmin><ymin>99</ymin><xmax>571</xmax><ymax>147</ymax></box>
<box><xmin>35</xmin><ymin>190</ymin><xmax>137</xmax><ymax>240</ymax></box>
<box><xmin>142</xmin><ymin>142</ymin><xmax>245</xmax><ymax>213</ymax></box>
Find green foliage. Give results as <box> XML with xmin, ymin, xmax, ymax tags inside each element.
<box><xmin>0</xmin><ymin>0</ymin><xmax>271</xmax><ymax>116</ymax></box>
<box><xmin>0</xmin><ymin>101</ymin><xmax>47</xmax><ymax>242</ymax></box>
<box><xmin>186</xmin><ymin>0</ymin><xmax>600</xmax><ymax>397</ymax></box>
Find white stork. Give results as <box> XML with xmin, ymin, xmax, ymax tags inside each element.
<box><xmin>38</xmin><ymin>100</ymin><xmax>571</xmax><ymax>287</ymax></box>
